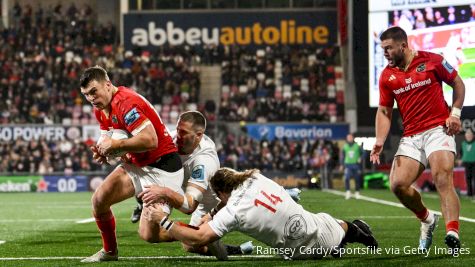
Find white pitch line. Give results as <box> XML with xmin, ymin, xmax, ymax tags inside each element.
<box><xmin>75</xmin><ymin>218</ymin><xmax>96</xmax><ymax>224</ymax></box>
<box><xmin>0</xmin><ymin>255</ymin><xmax>274</xmax><ymax>261</ymax></box>
<box><xmin>0</xmin><ymin>241</ymin><xmax>5</xmax><ymax>245</ymax></box>
<box><xmin>323</xmin><ymin>189</ymin><xmax>475</xmax><ymax>223</ymax></box>
<box><xmin>75</xmin><ymin>217</ymin><xmax>191</xmax><ymax>224</ymax></box>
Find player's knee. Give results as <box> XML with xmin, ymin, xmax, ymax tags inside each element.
<box><xmin>390</xmin><ymin>181</ymin><xmax>409</xmax><ymax>195</ymax></box>
<box><xmin>138</xmin><ymin>228</ymin><xmax>161</xmax><ymax>243</ymax></box>
<box><xmin>432</xmin><ymin>171</ymin><xmax>452</xmax><ymax>190</ymax></box>
<box><xmin>91</xmin><ymin>191</ymin><xmax>106</xmax><ymax>211</ymax></box>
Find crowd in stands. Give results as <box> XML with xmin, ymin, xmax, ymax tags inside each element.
<box><xmin>1</xmin><ymin>2</ymin><xmax>202</xmax><ymax>125</ymax></box>
<box><xmin>218</xmin><ymin>45</ymin><xmax>344</xmax><ymax>123</ymax></box>
<box><xmin>0</xmin><ymin>139</ymin><xmax>108</xmax><ymax>174</ymax></box>
<box><xmin>216</xmin><ymin>133</ymin><xmax>339</xmax><ymax>173</ymax></box>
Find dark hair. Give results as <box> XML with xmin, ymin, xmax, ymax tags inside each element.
<box><xmin>79</xmin><ymin>66</ymin><xmax>109</xmax><ymax>88</ymax></box>
<box><xmin>380</xmin><ymin>26</ymin><xmax>408</xmax><ymax>43</ymax></box>
<box><xmin>179</xmin><ymin>111</ymin><xmax>207</xmax><ymax>132</ymax></box>
<box><xmin>210</xmin><ymin>168</ymin><xmax>259</xmax><ymax>194</ymax></box>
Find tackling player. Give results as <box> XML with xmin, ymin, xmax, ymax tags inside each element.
<box><xmin>139</xmin><ymin>111</ymin><xmax>253</xmax><ymax>259</ymax></box>
<box><xmin>79</xmin><ymin>66</ymin><xmax>184</xmax><ymax>262</ymax></box>
<box><xmin>370</xmin><ymin>26</ymin><xmax>465</xmax><ymax>254</ymax></box>
<box><xmin>148</xmin><ymin>167</ymin><xmax>378</xmax><ymax>260</ymax></box>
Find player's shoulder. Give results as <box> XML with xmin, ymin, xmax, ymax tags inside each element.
<box><xmin>417</xmin><ymin>50</ymin><xmax>442</xmax><ymax>61</ymax></box>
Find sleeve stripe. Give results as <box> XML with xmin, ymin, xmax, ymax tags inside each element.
<box><xmin>131</xmin><ymin>120</ymin><xmax>152</xmax><ymax>136</ymax></box>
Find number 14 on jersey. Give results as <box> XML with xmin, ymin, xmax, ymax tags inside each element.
<box><xmin>254</xmin><ymin>190</ymin><xmax>282</xmax><ymax>213</ymax></box>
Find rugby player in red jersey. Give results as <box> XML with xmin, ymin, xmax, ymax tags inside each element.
<box><xmin>370</xmin><ymin>27</ymin><xmax>465</xmax><ymax>254</ymax></box>
<box><xmin>79</xmin><ymin>66</ymin><xmax>184</xmax><ymax>262</ymax></box>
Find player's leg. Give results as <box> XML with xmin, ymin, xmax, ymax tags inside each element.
<box><xmin>135</xmin><ymin>166</ymin><xmax>184</xmax><ymax>243</ymax></box>
<box><xmin>139</xmin><ymin>204</ymin><xmax>176</xmax><ymax>242</ymax></box>
<box><xmin>81</xmin><ymin>166</ymin><xmax>136</xmax><ymax>262</ymax></box>
<box><xmin>390</xmin><ymin>156</ymin><xmax>426</xmax><ymax>213</ymax></box>
<box><xmin>390</xmin><ymin>155</ymin><xmax>440</xmax><ymax>249</ymax></box>
<box><xmin>354</xmin><ymin>165</ymin><xmax>362</xmax><ymax>199</ymax></box>
<box><xmin>130</xmin><ymin>197</ymin><xmax>143</xmax><ymax>223</ymax></box>
<box><xmin>344</xmin><ymin>166</ymin><xmax>351</xmax><ymax>199</ymax></box>
<box><xmin>428</xmin><ymin>150</ymin><xmax>461</xmax><ymax>252</ymax></box>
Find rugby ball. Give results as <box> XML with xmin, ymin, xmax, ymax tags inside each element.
<box><xmin>107</xmin><ymin>129</ymin><xmax>131</xmax><ymax>157</ymax></box>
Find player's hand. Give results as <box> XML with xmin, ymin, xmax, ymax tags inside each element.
<box><xmin>138</xmin><ymin>185</ymin><xmax>169</xmax><ymax>206</ymax></box>
<box><xmin>120</xmin><ymin>153</ymin><xmax>132</xmax><ymax>163</ymax></box>
<box><xmin>445</xmin><ymin>116</ymin><xmax>461</xmax><ymax>136</ymax></box>
<box><xmin>146</xmin><ymin>203</ymin><xmax>168</xmax><ymax>223</ymax></box>
<box><xmin>199</xmin><ymin>214</ymin><xmax>212</xmax><ymax>226</ymax></box>
<box><xmin>370</xmin><ymin>141</ymin><xmax>384</xmax><ymax>165</ymax></box>
<box><xmin>90</xmin><ymin>145</ymin><xmax>109</xmax><ymax>165</ymax></box>
<box><xmin>97</xmin><ymin>136</ymin><xmax>116</xmax><ymax>156</ymax></box>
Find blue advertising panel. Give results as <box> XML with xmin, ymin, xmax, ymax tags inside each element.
<box><xmin>123</xmin><ymin>10</ymin><xmax>337</xmax><ymax>50</ymax></box>
<box><xmin>245</xmin><ymin>123</ymin><xmax>349</xmax><ymax>140</ymax></box>
<box><xmin>43</xmin><ymin>176</ymin><xmax>89</xmax><ymax>192</ymax></box>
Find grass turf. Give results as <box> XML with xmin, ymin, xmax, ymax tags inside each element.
<box><xmin>0</xmin><ymin>189</ymin><xmax>474</xmax><ymax>266</ymax></box>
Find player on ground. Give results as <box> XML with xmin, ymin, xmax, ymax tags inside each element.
<box><xmin>370</xmin><ymin>26</ymin><xmax>465</xmax><ymax>254</ymax></box>
<box><xmin>79</xmin><ymin>66</ymin><xmax>185</xmax><ymax>262</ymax></box>
<box><xmin>147</xmin><ymin>167</ymin><xmax>378</xmax><ymax>260</ymax></box>
<box><xmin>139</xmin><ymin>111</ymin><xmax>253</xmax><ymax>259</ymax></box>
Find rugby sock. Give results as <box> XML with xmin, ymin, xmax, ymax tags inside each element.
<box><xmin>95</xmin><ymin>209</ymin><xmax>117</xmax><ymax>254</ymax></box>
<box><xmin>414</xmin><ymin>208</ymin><xmax>430</xmax><ymax>222</ymax></box>
<box><xmin>446</xmin><ymin>221</ymin><xmax>459</xmax><ymax>235</ymax></box>
<box><xmin>225</xmin><ymin>244</ymin><xmax>243</xmax><ymax>255</ymax></box>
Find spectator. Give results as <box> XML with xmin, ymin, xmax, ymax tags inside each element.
<box><xmin>460</xmin><ymin>129</ymin><xmax>475</xmax><ymax>197</ymax></box>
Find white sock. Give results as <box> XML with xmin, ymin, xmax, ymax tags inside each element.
<box><xmin>422</xmin><ymin>212</ymin><xmax>434</xmax><ymax>224</ymax></box>
<box><xmin>447</xmin><ymin>230</ymin><xmax>459</xmax><ymax>239</ymax></box>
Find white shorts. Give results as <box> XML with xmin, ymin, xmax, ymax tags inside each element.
<box><xmin>294</xmin><ymin>212</ymin><xmax>345</xmax><ymax>259</ymax></box>
<box><xmin>395</xmin><ymin>126</ymin><xmax>456</xmax><ymax>167</ymax></box>
<box><xmin>120</xmin><ymin>163</ymin><xmax>185</xmax><ymax>214</ymax></box>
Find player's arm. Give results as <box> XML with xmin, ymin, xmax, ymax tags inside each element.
<box><xmin>370</xmin><ymin>105</ymin><xmax>393</xmax><ymax>164</ymax></box>
<box><xmin>139</xmin><ymin>184</ymin><xmax>205</xmax><ymax>214</ymax></box>
<box><xmin>98</xmin><ymin>121</ymin><xmax>158</xmax><ymax>155</ymax></box>
<box><xmin>148</xmin><ymin>204</ymin><xmax>219</xmax><ymax>247</ymax></box>
<box><xmin>446</xmin><ymin>75</ymin><xmax>465</xmax><ymax>136</ymax></box>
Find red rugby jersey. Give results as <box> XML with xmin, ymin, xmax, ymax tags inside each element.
<box><xmin>94</xmin><ymin>86</ymin><xmax>177</xmax><ymax>166</ymax></box>
<box><xmin>379</xmin><ymin>51</ymin><xmax>457</xmax><ymax>136</ymax></box>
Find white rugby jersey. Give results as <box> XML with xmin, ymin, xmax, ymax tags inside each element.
<box><xmin>173</xmin><ymin>132</ymin><xmax>220</xmax><ymax>212</ymax></box>
<box><xmin>208</xmin><ymin>173</ymin><xmax>328</xmax><ymax>259</ymax></box>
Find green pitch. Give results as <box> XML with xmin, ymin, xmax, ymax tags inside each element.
<box><xmin>0</xmin><ymin>189</ymin><xmax>474</xmax><ymax>266</ymax></box>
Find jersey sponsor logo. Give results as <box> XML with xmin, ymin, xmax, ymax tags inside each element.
<box><xmin>416</xmin><ymin>63</ymin><xmax>426</xmax><ymax>72</ymax></box>
<box><xmin>405</xmin><ymin>77</ymin><xmax>412</xmax><ymax>84</ymax></box>
<box><xmin>124</xmin><ymin>108</ymin><xmax>140</xmax><ymax>126</ymax></box>
<box><xmin>393</xmin><ymin>78</ymin><xmax>431</xmax><ymax>95</ymax></box>
<box><xmin>388</xmin><ymin>74</ymin><xmax>396</xmax><ymax>81</ymax></box>
<box><xmin>284</xmin><ymin>214</ymin><xmax>307</xmax><ymax>240</ymax></box>
<box><xmin>191</xmin><ymin>164</ymin><xmax>205</xmax><ymax>181</ymax></box>
<box><xmin>442</xmin><ymin>59</ymin><xmax>454</xmax><ymax>74</ymax></box>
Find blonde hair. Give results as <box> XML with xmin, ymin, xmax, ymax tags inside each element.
<box><xmin>210</xmin><ymin>167</ymin><xmax>259</xmax><ymax>194</ymax></box>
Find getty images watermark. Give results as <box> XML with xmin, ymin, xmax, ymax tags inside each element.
<box><xmin>255</xmin><ymin>245</ymin><xmax>471</xmax><ymax>258</ymax></box>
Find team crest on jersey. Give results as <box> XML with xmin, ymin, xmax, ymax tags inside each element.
<box><xmin>442</xmin><ymin>59</ymin><xmax>454</xmax><ymax>73</ymax></box>
<box><xmin>112</xmin><ymin>115</ymin><xmax>118</xmax><ymax>124</ymax></box>
<box><xmin>416</xmin><ymin>63</ymin><xmax>426</xmax><ymax>72</ymax></box>
<box><xmin>284</xmin><ymin>214</ymin><xmax>307</xmax><ymax>240</ymax></box>
<box><xmin>191</xmin><ymin>165</ymin><xmax>205</xmax><ymax>181</ymax></box>
<box><xmin>124</xmin><ymin>108</ymin><xmax>140</xmax><ymax>126</ymax></box>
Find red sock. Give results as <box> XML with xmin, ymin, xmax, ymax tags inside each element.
<box><xmin>95</xmin><ymin>209</ymin><xmax>117</xmax><ymax>254</ymax></box>
<box><xmin>414</xmin><ymin>208</ymin><xmax>429</xmax><ymax>221</ymax></box>
<box><xmin>446</xmin><ymin>221</ymin><xmax>459</xmax><ymax>234</ymax></box>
